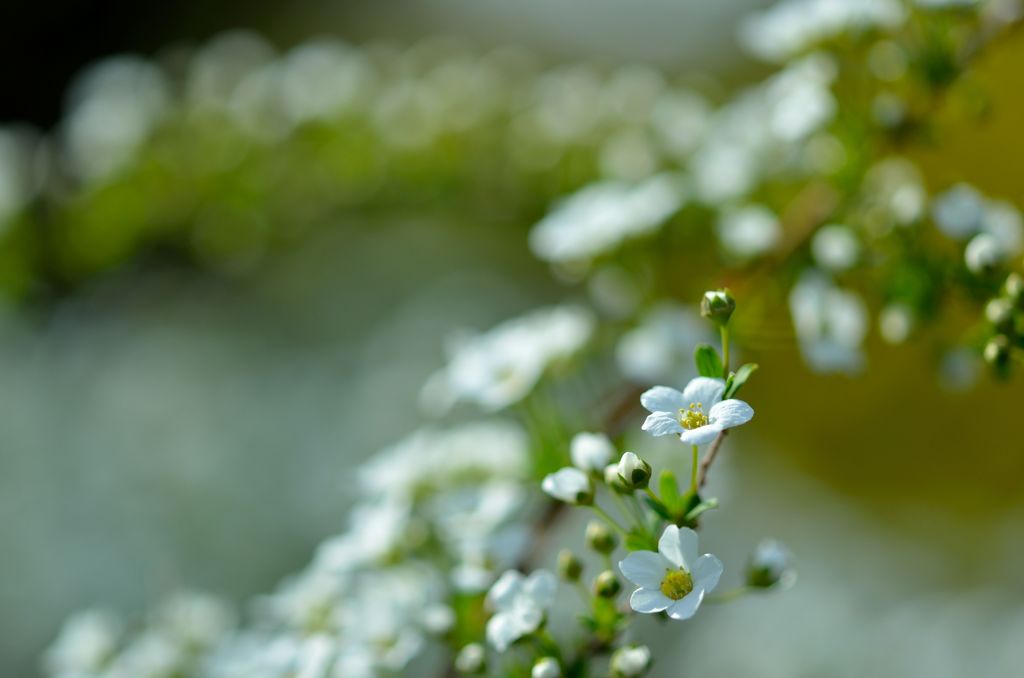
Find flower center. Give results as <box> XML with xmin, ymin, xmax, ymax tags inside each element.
<box><xmin>660</xmin><ymin>569</ymin><xmax>694</xmax><ymax>600</ymax></box>
<box><xmin>679</xmin><ymin>402</ymin><xmax>709</xmax><ymax>430</ymax></box>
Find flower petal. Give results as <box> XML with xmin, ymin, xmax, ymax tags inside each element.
<box><xmin>486</xmin><ymin>612</ymin><xmax>519</xmax><ymax>651</ymax></box>
<box><xmin>619</xmin><ymin>551</ymin><xmax>668</xmax><ymax>589</ymax></box>
<box><xmin>708</xmin><ymin>399</ymin><xmax>754</xmax><ymax>430</ymax></box>
<box><xmin>681</xmin><ymin>377</ymin><xmax>725</xmax><ymax>408</ymax></box>
<box><xmin>679</xmin><ymin>424</ymin><xmax>722</xmax><ymax>446</ymax></box>
<box><xmin>658</xmin><ymin>525</ymin><xmax>698</xmax><ymax>570</ymax></box>
<box><xmin>486</xmin><ymin>571</ymin><xmax>523</xmax><ymax>611</ymax></box>
<box><xmin>666</xmin><ymin>587</ymin><xmax>705</xmax><ymax>620</ymax></box>
<box><xmin>523</xmin><ymin>570</ymin><xmax>557</xmax><ymax>608</ymax></box>
<box><xmin>692</xmin><ymin>554</ymin><xmax>723</xmax><ymax>593</ymax></box>
<box><xmin>641</xmin><ymin>412</ymin><xmax>684</xmax><ymax>437</ymax></box>
<box><xmin>630</xmin><ymin>587</ymin><xmax>671</xmax><ymax>614</ymax></box>
<box><xmin>640</xmin><ymin>386</ymin><xmax>687</xmax><ymax>414</ymax></box>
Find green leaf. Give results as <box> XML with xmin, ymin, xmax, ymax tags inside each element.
<box><xmin>642</xmin><ymin>494</ymin><xmax>672</xmax><ymax>521</ymax></box>
<box><xmin>684</xmin><ymin>497</ymin><xmax>719</xmax><ymax>523</ymax></box>
<box><xmin>694</xmin><ymin>343</ymin><xmax>724</xmax><ymax>378</ymax></box>
<box><xmin>658</xmin><ymin>470</ymin><xmax>680</xmax><ymax>513</ymax></box>
<box><xmin>723</xmin><ymin>363</ymin><xmax>758</xmax><ymax>398</ymax></box>
<box><xmin>625</xmin><ymin>528</ymin><xmax>659</xmax><ymax>552</ymax></box>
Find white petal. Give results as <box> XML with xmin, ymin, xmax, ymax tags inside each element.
<box><xmin>487</xmin><ymin>571</ymin><xmax>523</xmax><ymax>611</ymax></box>
<box><xmin>641</xmin><ymin>412</ymin><xmax>684</xmax><ymax>437</ymax></box>
<box><xmin>680</xmin><ymin>377</ymin><xmax>725</xmax><ymax>408</ymax></box>
<box><xmin>523</xmin><ymin>570</ymin><xmax>557</xmax><ymax>608</ymax></box>
<box><xmin>691</xmin><ymin>554</ymin><xmax>723</xmax><ymax>593</ymax></box>
<box><xmin>659</xmin><ymin>525</ymin><xmax>698</xmax><ymax>570</ymax></box>
<box><xmin>629</xmin><ymin>587</ymin><xmax>671</xmax><ymax>614</ymax></box>
<box><xmin>708</xmin><ymin>399</ymin><xmax>754</xmax><ymax>430</ymax></box>
<box><xmin>486</xmin><ymin>613</ymin><xmax>519</xmax><ymax>652</ymax></box>
<box><xmin>640</xmin><ymin>386</ymin><xmax>686</xmax><ymax>414</ymax></box>
<box><xmin>679</xmin><ymin>424</ymin><xmax>722</xmax><ymax>446</ymax></box>
<box><xmin>618</xmin><ymin>551</ymin><xmax>668</xmax><ymax>589</ymax></box>
<box><xmin>666</xmin><ymin>588</ymin><xmax>705</xmax><ymax>620</ymax></box>
<box><xmin>570</xmin><ymin>432</ymin><xmax>614</xmax><ymax>471</ymax></box>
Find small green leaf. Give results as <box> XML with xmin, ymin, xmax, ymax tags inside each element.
<box><xmin>684</xmin><ymin>497</ymin><xmax>719</xmax><ymax>523</ymax></box>
<box><xmin>694</xmin><ymin>343</ymin><xmax>723</xmax><ymax>378</ymax></box>
<box><xmin>659</xmin><ymin>470</ymin><xmax>680</xmax><ymax>513</ymax></box>
<box><xmin>723</xmin><ymin>363</ymin><xmax>758</xmax><ymax>398</ymax></box>
<box><xmin>625</xmin><ymin>529</ymin><xmax>658</xmax><ymax>551</ymax></box>
<box><xmin>642</xmin><ymin>494</ymin><xmax>672</xmax><ymax>521</ymax></box>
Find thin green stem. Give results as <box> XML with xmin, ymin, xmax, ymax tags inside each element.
<box><xmin>591</xmin><ymin>504</ymin><xmax>629</xmax><ymax>537</ymax></box>
<box><xmin>720</xmin><ymin>325</ymin><xmax>730</xmax><ymax>376</ymax></box>
<box><xmin>643</xmin><ymin>486</ymin><xmax>660</xmax><ymax>504</ymax></box>
<box><xmin>690</xmin><ymin>445</ymin><xmax>699</xmax><ymax>494</ymax></box>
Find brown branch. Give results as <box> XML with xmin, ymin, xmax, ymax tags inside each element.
<box><xmin>697</xmin><ymin>430</ymin><xmax>729</xmax><ymax>489</ymax></box>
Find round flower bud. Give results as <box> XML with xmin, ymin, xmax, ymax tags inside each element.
<box><xmin>965</xmin><ymin>233</ymin><xmax>1005</xmax><ymax>275</ymax></box>
<box><xmin>570</xmin><ymin>432</ymin><xmax>616</xmax><ymax>473</ymax></box>
<box><xmin>532</xmin><ymin>657</ymin><xmax>562</xmax><ymax>678</ymax></box>
<box><xmin>585</xmin><ymin>520</ymin><xmax>617</xmax><ymax>554</ymax></box>
<box><xmin>541</xmin><ymin>468</ymin><xmax>594</xmax><ymax>505</ymax></box>
<box><xmin>746</xmin><ymin>539</ymin><xmax>796</xmax><ymax>590</ymax></box>
<box><xmin>557</xmin><ymin>549</ymin><xmax>583</xmax><ymax>582</ymax></box>
<box><xmin>617</xmin><ymin>452</ymin><xmax>651</xmax><ymax>490</ymax></box>
<box><xmin>421</xmin><ymin>604</ymin><xmax>456</xmax><ymax>635</ymax></box>
<box><xmin>1005</xmin><ymin>272</ymin><xmax>1024</xmax><ymax>307</ymax></box>
<box><xmin>700</xmin><ymin>289</ymin><xmax>736</xmax><ymax>326</ymax></box>
<box><xmin>611</xmin><ymin>645</ymin><xmax>652</xmax><ymax>677</ymax></box>
<box><xmin>604</xmin><ymin>463</ymin><xmax>632</xmax><ymax>493</ymax></box>
<box><xmin>593</xmin><ymin>570</ymin><xmax>621</xmax><ymax>598</ymax></box>
<box><xmin>985</xmin><ymin>298</ymin><xmax>1015</xmax><ymax>332</ymax></box>
<box><xmin>984</xmin><ymin>334</ymin><xmax>1011</xmax><ymax>373</ymax></box>
<box><xmin>455</xmin><ymin>643</ymin><xmax>486</xmax><ymax>674</ymax></box>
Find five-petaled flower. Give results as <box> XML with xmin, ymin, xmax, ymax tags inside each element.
<box><xmin>640</xmin><ymin>376</ymin><xmax>753</xmax><ymax>445</ymax></box>
<box><xmin>618</xmin><ymin>525</ymin><xmax>723</xmax><ymax>620</ymax></box>
<box><xmin>485</xmin><ymin>570</ymin><xmax>558</xmax><ymax>652</ymax></box>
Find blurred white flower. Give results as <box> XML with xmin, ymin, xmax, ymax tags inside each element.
<box><xmin>789</xmin><ymin>273</ymin><xmax>868</xmax><ymax>374</ymax></box>
<box><xmin>420</xmin><ymin>306</ymin><xmax>594</xmax><ymax>414</ymax></box>
<box><xmin>640</xmin><ymin>377</ymin><xmax>754</xmax><ymax>446</ymax></box>
<box><xmin>610</xmin><ymin>645</ymin><xmax>652</xmax><ymax>677</ymax></box>
<box><xmin>532</xmin><ymin>656</ymin><xmax>562</xmax><ymax>678</ymax></box>
<box><xmin>811</xmin><ymin>224</ymin><xmax>860</xmax><ymax>271</ymax></box>
<box><xmin>570</xmin><ymin>432</ymin><xmax>615</xmax><ymax>472</ymax></box>
<box><xmin>485</xmin><ymin>570</ymin><xmax>557</xmax><ymax>652</ymax></box>
<box><xmin>717</xmin><ymin>204</ymin><xmax>783</xmax><ymax>259</ymax></box>
<box><xmin>879</xmin><ymin>303</ymin><xmax>914</xmax><ymax>344</ymax></box>
<box><xmin>964</xmin><ymin>232</ymin><xmax>1005</xmax><ymax>274</ymax></box>
<box><xmin>619</xmin><ymin>525</ymin><xmax>723</xmax><ymax>620</ymax></box>
<box><xmin>932</xmin><ymin>183</ymin><xmax>986</xmax><ymax>240</ymax></box>
<box><xmin>455</xmin><ymin>643</ymin><xmax>486</xmax><ymax>674</ymax></box>
<box><xmin>43</xmin><ymin>609</ymin><xmax>122</xmax><ymax>675</ymax></box>
<box><xmin>748</xmin><ymin>538</ymin><xmax>797</xmax><ymax>589</ymax></box>
<box><xmin>529</xmin><ymin>174</ymin><xmax>688</xmax><ymax>264</ymax></box>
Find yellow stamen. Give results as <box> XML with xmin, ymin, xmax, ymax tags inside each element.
<box><xmin>660</xmin><ymin>569</ymin><xmax>694</xmax><ymax>600</ymax></box>
<box><xmin>679</xmin><ymin>402</ymin><xmax>709</xmax><ymax>430</ymax></box>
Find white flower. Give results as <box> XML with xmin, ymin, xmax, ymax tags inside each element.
<box><xmin>610</xmin><ymin>645</ymin><xmax>652</xmax><ymax>677</ymax></box>
<box><xmin>529</xmin><ymin>173</ymin><xmax>687</xmax><ymax>263</ymax></box>
<box><xmin>640</xmin><ymin>377</ymin><xmax>754</xmax><ymax>445</ymax></box>
<box><xmin>616</xmin><ymin>452</ymin><xmax>651</xmax><ymax>489</ymax></box>
<box><xmin>618</xmin><ymin>525</ymin><xmax>723</xmax><ymax>620</ymax></box>
<box><xmin>420</xmin><ymin>306</ymin><xmax>594</xmax><ymax>414</ymax></box>
<box><xmin>615</xmin><ymin>304</ymin><xmax>709</xmax><ymax>385</ymax></box>
<box><xmin>485</xmin><ymin>570</ymin><xmax>557</xmax><ymax>652</ymax></box>
<box><xmin>43</xmin><ymin>609</ymin><xmax>123</xmax><ymax>674</ymax></box>
<box><xmin>879</xmin><ymin>303</ymin><xmax>914</xmax><ymax>344</ymax></box>
<box><xmin>748</xmin><ymin>538</ymin><xmax>797</xmax><ymax>589</ymax></box>
<box><xmin>789</xmin><ymin>273</ymin><xmax>868</xmax><ymax>374</ymax></box>
<box><xmin>964</xmin><ymin>232</ymin><xmax>1005</xmax><ymax>274</ymax></box>
<box><xmin>716</xmin><ymin>204</ymin><xmax>782</xmax><ymax>259</ymax></box>
<box><xmin>811</xmin><ymin>224</ymin><xmax>859</xmax><ymax>271</ymax></box>
<box><xmin>455</xmin><ymin>643</ymin><xmax>486</xmax><ymax>673</ymax></box>
<box><xmin>570</xmin><ymin>432</ymin><xmax>615</xmax><ymax>472</ymax></box>
<box><xmin>541</xmin><ymin>467</ymin><xmax>593</xmax><ymax>505</ymax></box>
<box><xmin>532</xmin><ymin>656</ymin><xmax>562</xmax><ymax>678</ymax></box>
<box><xmin>932</xmin><ymin>183</ymin><xmax>986</xmax><ymax>239</ymax></box>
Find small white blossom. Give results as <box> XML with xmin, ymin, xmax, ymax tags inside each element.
<box><xmin>532</xmin><ymin>656</ymin><xmax>562</xmax><ymax>678</ymax></box>
<box><xmin>570</xmin><ymin>432</ymin><xmax>615</xmax><ymax>472</ymax></box>
<box><xmin>616</xmin><ymin>304</ymin><xmax>709</xmax><ymax>385</ymax></box>
<box><xmin>789</xmin><ymin>273</ymin><xmax>868</xmax><ymax>374</ymax></box>
<box><xmin>485</xmin><ymin>570</ymin><xmax>557</xmax><ymax>652</ymax></box>
<box><xmin>748</xmin><ymin>538</ymin><xmax>797</xmax><ymax>589</ymax></box>
<box><xmin>618</xmin><ymin>525</ymin><xmax>723</xmax><ymax>620</ymax></box>
<box><xmin>640</xmin><ymin>377</ymin><xmax>754</xmax><ymax>445</ymax></box>
<box><xmin>420</xmin><ymin>306</ymin><xmax>594</xmax><ymax>414</ymax></box>
<box><xmin>716</xmin><ymin>205</ymin><xmax>782</xmax><ymax>259</ymax></box>
<box><xmin>616</xmin><ymin>452</ymin><xmax>651</xmax><ymax>489</ymax></box>
<box><xmin>610</xmin><ymin>645</ymin><xmax>652</xmax><ymax>677</ymax></box>
<box><xmin>932</xmin><ymin>183</ymin><xmax>986</xmax><ymax>239</ymax></box>
<box><xmin>43</xmin><ymin>609</ymin><xmax>123</xmax><ymax>675</ymax></box>
<box><xmin>879</xmin><ymin>303</ymin><xmax>914</xmax><ymax>344</ymax></box>
<box><xmin>455</xmin><ymin>643</ymin><xmax>485</xmax><ymax>674</ymax></box>
<box><xmin>964</xmin><ymin>232</ymin><xmax>1005</xmax><ymax>274</ymax></box>
<box><xmin>541</xmin><ymin>468</ymin><xmax>593</xmax><ymax>505</ymax></box>
<box><xmin>811</xmin><ymin>224</ymin><xmax>859</xmax><ymax>271</ymax></box>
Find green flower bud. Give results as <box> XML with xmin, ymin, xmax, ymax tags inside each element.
<box><xmin>455</xmin><ymin>643</ymin><xmax>486</xmax><ymax>674</ymax></box>
<box><xmin>985</xmin><ymin>298</ymin><xmax>1015</xmax><ymax>332</ymax></box>
<box><xmin>557</xmin><ymin>549</ymin><xmax>583</xmax><ymax>581</ymax></box>
<box><xmin>700</xmin><ymin>288</ymin><xmax>736</xmax><ymax>327</ymax></box>
<box><xmin>746</xmin><ymin>539</ymin><xmax>796</xmax><ymax>590</ymax></box>
<box><xmin>610</xmin><ymin>645</ymin><xmax>652</xmax><ymax>677</ymax></box>
<box><xmin>984</xmin><ymin>334</ymin><xmax>1011</xmax><ymax>374</ymax></box>
<box><xmin>617</xmin><ymin>452</ymin><xmax>651</xmax><ymax>490</ymax></box>
<box><xmin>585</xmin><ymin>520</ymin><xmax>618</xmax><ymax>554</ymax></box>
<box><xmin>593</xmin><ymin>570</ymin><xmax>621</xmax><ymax>598</ymax></box>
